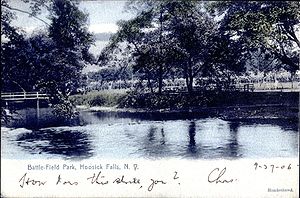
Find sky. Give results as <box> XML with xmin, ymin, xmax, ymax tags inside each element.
<box><xmin>80</xmin><ymin>1</ymin><xmax>133</xmax><ymax>33</ymax></box>
<box><xmin>10</xmin><ymin>0</ymin><xmax>133</xmax><ymax>33</ymax></box>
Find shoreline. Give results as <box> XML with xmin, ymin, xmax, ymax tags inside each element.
<box><xmin>71</xmin><ymin>91</ymin><xmax>299</xmax><ymax>121</ymax></box>
<box><xmin>76</xmin><ymin>104</ymin><xmax>299</xmax><ymax>121</ymax></box>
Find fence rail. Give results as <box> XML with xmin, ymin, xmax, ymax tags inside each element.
<box><xmin>1</xmin><ymin>92</ymin><xmax>49</xmax><ymax>101</ymax></box>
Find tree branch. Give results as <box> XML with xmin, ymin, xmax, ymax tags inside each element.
<box><xmin>7</xmin><ymin>76</ymin><xmax>26</xmax><ymax>92</ymax></box>
<box><xmin>2</xmin><ymin>4</ymin><xmax>50</xmax><ymax>26</ymax></box>
<box><xmin>283</xmin><ymin>25</ymin><xmax>300</xmax><ymax>48</ymax></box>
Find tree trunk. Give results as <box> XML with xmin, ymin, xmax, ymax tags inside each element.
<box><xmin>158</xmin><ymin>65</ymin><xmax>163</xmax><ymax>94</ymax></box>
<box><xmin>147</xmin><ymin>74</ymin><xmax>154</xmax><ymax>93</ymax></box>
<box><xmin>272</xmin><ymin>49</ymin><xmax>299</xmax><ymax>74</ymax></box>
<box><xmin>291</xmin><ymin>72</ymin><xmax>295</xmax><ymax>89</ymax></box>
<box><xmin>226</xmin><ymin>73</ymin><xmax>232</xmax><ymax>90</ymax></box>
<box><xmin>187</xmin><ymin>62</ymin><xmax>193</xmax><ymax>94</ymax></box>
<box><xmin>158</xmin><ymin>6</ymin><xmax>164</xmax><ymax>95</ymax></box>
<box><xmin>185</xmin><ymin>73</ymin><xmax>194</xmax><ymax>94</ymax></box>
<box><xmin>188</xmin><ymin>75</ymin><xmax>193</xmax><ymax>94</ymax></box>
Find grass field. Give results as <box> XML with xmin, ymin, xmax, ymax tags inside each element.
<box><xmin>70</xmin><ymin>89</ymin><xmax>127</xmax><ymax>107</ymax></box>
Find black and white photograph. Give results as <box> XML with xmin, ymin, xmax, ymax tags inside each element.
<box><xmin>1</xmin><ymin>1</ymin><xmax>299</xmax><ymax>197</ymax></box>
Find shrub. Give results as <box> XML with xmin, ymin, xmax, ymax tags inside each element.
<box><xmin>117</xmin><ymin>91</ymin><xmax>211</xmax><ymax>109</ymax></box>
<box><xmin>70</xmin><ymin>91</ymin><xmax>127</xmax><ymax>107</ymax></box>
<box><xmin>52</xmin><ymin>99</ymin><xmax>78</xmax><ymax>119</ymax></box>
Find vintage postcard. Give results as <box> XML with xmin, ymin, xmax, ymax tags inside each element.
<box><xmin>1</xmin><ymin>1</ymin><xmax>299</xmax><ymax>197</ymax></box>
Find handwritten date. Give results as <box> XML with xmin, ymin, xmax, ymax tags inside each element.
<box><xmin>254</xmin><ymin>162</ymin><xmax>299</xmax><ymax>173</ymax></box>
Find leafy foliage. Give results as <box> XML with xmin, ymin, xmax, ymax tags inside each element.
<box><xmin>88</xmin><ymin>66</ymin><xmax>132</xmax><ymax>87</ymax></box>
<box><xmin>49</xmin><ymin>0</ymin><xmax>94</xmax><ymax>62</ymax></box>
<box><xmin>1</xmin><ymin>0</ymin><xmax>94</xmax><ymax>119</ymax></box>
<box><xmin>99</xmin><ymin>1</ymin><xmax>247</xmax><ymax>94</ymax></box>
<box><xmin>118</xmin><ymin>91</ymin><xmax>211</xmax><ymax>109</ymax></box>
<box><xmin>51</xmin><ymin>96</ymin><xmax>78</xmax><ymax>119</ymax></box>
<box><xmin>209</xmin><ymin>1</ymin><xmax>300</xmax><ymax>73</ymax></box>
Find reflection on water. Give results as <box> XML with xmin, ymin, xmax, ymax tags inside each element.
<box><xmin>225</xmin><ymin>122</ymin><xmax>240</xmax><ymax>158</ymax></box>
<box><xmin>180</xmin><ymin>120</ymin><xmax>243</xmax><ymax>159</ymax></box>
<box><xmin>187</xmin><ymin>121</ymin><xmax>197</xmax><ymax>154</ymax></box>
<box><xmin>1</xmin><ymin>110</ymin><xmax>299</xmax><ymax>160</ymax></box>
<box><xmin>137</xmin><ymin>125</ymin><xmax>171</xmax><ymax>158</ymax></box>
<box><xmin>16</xmin><ymin>129</ymin><xmax>93</xmax><ymax>160</ymax></box>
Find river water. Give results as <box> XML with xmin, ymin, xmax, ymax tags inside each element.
<box><xmin>1</xmin><ymin>109</ymin><xmax>299</xmax><ymax>160</ymax></box>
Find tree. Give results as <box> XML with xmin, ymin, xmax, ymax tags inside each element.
<box><xmin>209</xmin><ymin>1</ymin><xmax>300</xmax><ymax>74</ymax></box>
<box><xmin>1</xmin><ymin>0</ymin><xmax>27</xmax><ymax>92</ymax></box>
<box><xmin>88</xmin><ymin>66</ymin><xmax>132</xmax><ymax>88</ymax></box>
<box><xmin>1</xmin><ymin>0</ymin><xmax>94</xmax><ymax>95</ymax></box>
<box><xmin>165</xmin><ymin>1</ymin><xmax>246</xmax><ymax>92</ymax></box>
<box><xmin>49</xmin><ymin>0</ymin><xmax>94</xmax><ymax>62</ymax></box>
<box><xmin>38</xmin><ymin>0</ymin><xmax>94</xmax><ymax>118</ymax></box>
<box><xmin>99</xmin><ymin>1</ymin><xmax>185</xmax><ymax>94</ymax></box>
<box><xmin>246</xmin><ymin>48</ymin><xmax>280</xmax><ymax>74</ymax></box>
<box><xmin>1</xmin><ymin>35</ymin><xmax>43</xmax><ymax>92</ymax></box>
<box><xmin>165</xmin><ymin>1</ymin><xmax>221</xmax><ymax>93</ymax></box>
<box><xmin>1</xmin><ymin>0</ymin><xmax>94</xmax><ymax>119</ymax></box>
<box><xmin>99</xmin><ymin>1</ymin><xmax>246</xmax><ymax>94</ymax></box>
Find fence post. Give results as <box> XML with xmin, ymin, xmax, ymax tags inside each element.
<box><xmin>36</xmin><ymin>98</ymin><xmax>40</xmax><ymax>121</ymax></box>
<box><xmin>36</xmin><ymin>92</ymin><xmax>40</xmax><ymax>121</ymax></box>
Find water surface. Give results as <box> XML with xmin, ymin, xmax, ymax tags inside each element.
<box><xmin>1</xmin><ymin>109</ymin><xmax>298</xmax><ymax>160</ymax></box>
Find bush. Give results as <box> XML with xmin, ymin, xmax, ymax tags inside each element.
<box><xmin>52</xmin><ymin>99</ymin><xmax>78</xmax><ymax>119</ymax></box>
<box><xmin>117</xmin><ymin>91</ymin><xmax>210</xmax><ymax>109</ymax></box>
<box><xmin>70</xmin><ymin>90</ymin><xmax>299</xmax><ymax>110</ymax></box>
<box><xmin>70</xmin><ymin>91</ymin><xmax>127</xmax><ymax>107</ymax></box>
<box><xmin>87</xmin><ymin>95</ymin><xmax>105</xmax><ymax>106</ymax></box>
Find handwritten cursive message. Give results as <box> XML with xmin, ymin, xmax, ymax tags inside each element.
<box><xmin>19</xmin><ymin>170</ymin><xmax>181</xmax><ymax>192</ymax></box>
<box><xmin>18</xmin><ymin>166</ymin><xmax>241</xmax><ymax>192</ymax></box>
<box><xmin>1</xmin><ymin>160</ymin><xmax>296</xmax><ymax>198</ymax></box>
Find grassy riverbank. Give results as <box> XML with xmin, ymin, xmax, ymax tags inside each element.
<box><xmin>2</xmin><ymin>91</ymin><xmax>298</xmax><ymax>128</ymax></box>
<box><xmin>71</xmin><ymin>90</ymin><xmax>299</xmax><ymax>120</ymax></box>
<box><xmin>70</xmin><ymin>89</ymin><xmax>127</xmax><ymax>107</ymax></box>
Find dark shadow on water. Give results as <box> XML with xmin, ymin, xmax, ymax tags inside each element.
<box><xmin>5</xmin><ymin>109</ymin><xmax>299</xmax><ymax>134</ymax></box>
<box><xmin>89</xmin><ymin>111</ymin><xmax>210</xmax><ymax>122</ymax></box>
<box><xmin>160</xmin><ymin>128</ymin><xmax>166</xmax><ymax>145</ymax></box>
<box><xmin>86</xmin><ymin>112</ymin><xmax>299</xmax><ymax>133</ymax></box>
<box><xmin>148</xmin><ymin>126</ymin><xmax>156</xmax><ymax>142</ymax></box>
<box><xmin>184</xmin><ymin>120</ymin><xmax>243</xmax><ymax>159</ymax></box>
<box><xmin>136</xmin><ymin>125</ymin><xmax>171</xmax><ymax>158</ymax></box>
<box><xmin>228</xmin><ymin>118</ymin><xmax>298</xmax><ymax>132</ymax></box>
<box><xmin>4</xmin><ymin>107</ymin><xmax>78</xmax><ymax>130</ymax></box>
<box><xmin>187</xmin><ymin>121</ymin><xmax>197</xmax><ymax>154</ymax></box>
<box><xmin>4</xmin><ymin>108</ymin><xmax>298</xmax><ymax>160</ymax></box>
<box><xmin>16</xmin><ymin>129</ymin><xmax>94</xmax><ymax>160</ymax></box>
<box><xmin>223</xmin><ymin>121</ymin><xmax>241</xmax><ymax>158</ymax></box>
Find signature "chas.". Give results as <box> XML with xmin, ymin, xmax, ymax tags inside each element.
<box><xmin>207</xmin><ymin>167</ymin><xmax>237</xmax><ymax>184</ymax></box>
